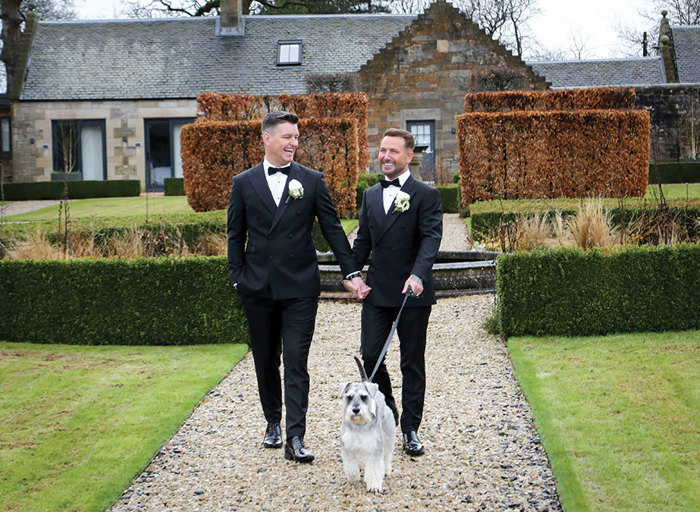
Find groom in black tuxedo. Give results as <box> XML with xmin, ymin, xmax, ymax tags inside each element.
<box><xmin>227</xmin><ymin>111</ymin><xmax>364</xmax><ymax>463</ymax></box>
<box><xmin>349</xmin><ymin>128</ymin><xmax>443</xmax><ymax>456</ymax></box>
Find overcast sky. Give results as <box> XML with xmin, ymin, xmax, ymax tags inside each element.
<box><xmin>73</xmin><ymin>0</ymin><xmax>652</xmax><ymax>60</ymax></box>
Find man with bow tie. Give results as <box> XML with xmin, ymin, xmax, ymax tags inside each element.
<box><xmin>227</xmin><ymin>111</ymin><xmax>365</xmax><ymax>463</ymax></box>
<box><xmin>347</xmin><ymin>128</ymin><xmax>443</xmax><ymax>456</ymax></box>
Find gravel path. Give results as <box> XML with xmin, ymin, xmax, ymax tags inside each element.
<box><xmin>109</xmin><ymin>214</ymin><xmax>561</xmax><ymax>512</ymax></box>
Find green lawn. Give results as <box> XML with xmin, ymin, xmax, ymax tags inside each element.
<box><xmin>0</xmin><ymin>196</ymin><xmax>358</xmax><ymax>235</ymax></box>
<box><xmin>0</xmin><ymin>342</ymin><xmax>248</xmax><ymax>512</ymax></box>
<box><xmin>2</xmin><ymin>196</ymin><xmax>196</xmax><ymax>222</ymax></box>
<box><xmin>508</xmin><ymin>331</ymin><xmax>699</xmax><ymax>512</ymax></box>
<box><xmin>645</xmin><ymin>183</ymin><xmax>700</xmax><ymax>200</ymax></box>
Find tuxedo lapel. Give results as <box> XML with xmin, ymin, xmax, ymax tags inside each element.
<box><xmin>376</xmin><ymin>175</ymin><xmax>416</xmax><ymax>243</ymax></box>
<box><xmin>250</xmin><ymin>164</ymin><xmax>276</xmax><ymax>215</ymax></box>
<box><xmin>269</xmin><ymin>162</ymin><xmax>301</xmax><ymax>234</ymax></box>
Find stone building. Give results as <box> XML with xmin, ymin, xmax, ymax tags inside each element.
<box><xmin>3</xmin><ymin>1</ymin><xmax>698</xmax><ymax>189</ymax></box>
<box><xmin>529</xmin><ymin>11</ymin><xmax>700</xmax><ymax>163</ymax></box>
<box><xmin>5</xmin><ymin>0</ymin><xmax>545</xmax><ymax>189</ymax></box>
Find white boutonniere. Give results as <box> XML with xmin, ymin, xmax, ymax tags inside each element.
<box><xmin>286</xmin><ymin>179</ymin><xmax>304</xmax><ymax>203</ymax></box>
<box><xmin>394</xmin><ymin>191</ymin><xmax>410</xmax><ymax>213</ymax></box>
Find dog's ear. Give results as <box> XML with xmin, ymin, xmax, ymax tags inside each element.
<box><xmin>366</xmin><ymin>382</ymin><xmax>379</xmax><ymax>397</ymax></box>
<box><xmin>339</xmin><ymin>382</ymin><xmax>351</xmax><ymax>396</ymax></box>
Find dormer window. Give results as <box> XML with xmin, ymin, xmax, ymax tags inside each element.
<box><xmin>277</xmin><ymin>41</ymin><xmax>302</xmax><ymax>66</ymax></box>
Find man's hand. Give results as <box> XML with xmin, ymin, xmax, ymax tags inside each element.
<box><xmin>402</xmin><ymin>275</ymin><xmax>423</xmax><ymax>297</ymax></box>
<box><xmin>343</xmin><ymin>276</ymin><xmax>371</xmax><ymax>300</ymax></box>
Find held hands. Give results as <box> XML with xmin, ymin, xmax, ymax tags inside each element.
<box><xmin>343</xmin><ymin>276</ymin><xmax>371</xmax><ymax>300</ymax></box>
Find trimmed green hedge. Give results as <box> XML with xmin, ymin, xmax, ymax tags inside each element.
<box><xmin>436</xmin><ymin>184</ymin><xmax>460</xmax><ymax>213</ymax></box>
<box><xmin>471</xmin><ymin>203</ymin><xmax>700</xmax><ymax>242</ymax></box>
<box><xmin>648</xmin><ymin>162</ymin><xmax>700</xmax><ymax>184</ymax></box>
<box><xmin>164</xmin><ymin>177</ymin><xmax>186</xmax><ymax>196</ymax></box>
<box><xmin>497</xmin><ymin>244</ymin><xmax>700</xmax><ymax>337</ymax></box>
<box><xmin>356</xmin><ymin>173</ymin><xmax>383</xmax><ymax>211</ymax></box>
<box><xmin>0</xmin><ymin>257</ymin><xmax>247</xmax><ymax>345</ymax></box>
<box><xmin>1</xmin><ymin>180</ymin><xmax>141</xmax><ymax>200</ymax></box>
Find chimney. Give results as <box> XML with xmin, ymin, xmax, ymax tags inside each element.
<box><xmin>658</xmin><ymin>10</ymin><xmax>678</xmax><ymax>83</ymax></box>
<box><xmin>217</xmin><ymin>0</ymin><xmax>245</xmax><ymax>37</ymax></box>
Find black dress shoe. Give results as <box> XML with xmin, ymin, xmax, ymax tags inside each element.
<box><xmin>284</xmin><ymin>436</ymin><xmax>315</xmax><ymax>463</ymax></box>
<box><xmin>403</xmin><ymin>431</ymin><xmax>424</xmax><ymax>456</ymax></box>
<box><xmin>263</xmin><ymin>422</ymin><xmax>282</xmax><ymax>449</ymax></box>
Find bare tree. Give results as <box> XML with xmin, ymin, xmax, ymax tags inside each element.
<box><xmin>453</xmin><ymin>0</ymin><xmax>539</xmax><ymax>57</ymax></box>
<box><xmin>568</xmin><ymin>30</ymin><xmax>591</xmax><ymax>60</ymax></box>
<box><xmin>617</xmin><ymin>0</ymin><xmax>700</xmax><ymax>57</ymax></box>
<box><xmin>1</xmin><ymin>0</ymin><xmax>75</xmax><ymax>94</ymax></box>
<box><xmin>388</xmin><ymin>0</ymin><xmax>430</xmax><ymax>14</ymax></box>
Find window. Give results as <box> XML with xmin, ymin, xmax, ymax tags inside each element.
<box><xmin>51</xmin><ymin>120</ymin><xmax>106</xmax><ymax>180</ymax></box>
<box><xmin>0</xmin><ymin>117</ymin><xmax>10</xmax><ymax>156</ymax></box>
<box><xmin>144</xmin><ymin>118</ymin><xmax>194</xmax><ymax>191</ymax></box>
<box><xmin>407</xmin><ymin>120</ymin><xmax>436</xmax><ymax>184</ymax></box>
<box><xmin>277</xmin><ymin>41</ymin><xmax>302</xmax><ymax>66</ymax></box>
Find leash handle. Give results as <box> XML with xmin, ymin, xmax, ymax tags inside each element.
<box><xmin>368</xmin><ymin>285</ymin><xmax>413</xmax><ymax>382</ymax></box>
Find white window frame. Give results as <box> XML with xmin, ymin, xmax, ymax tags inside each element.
<box><xmin>277</xmin><ymin>40</ymin><xmax>302</xmax><ymax>66</ymax></box>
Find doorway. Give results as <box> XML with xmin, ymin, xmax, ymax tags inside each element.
<box><xmin>144</xmin><ymin>118</ymin><xmax>194</xmax><ymax>192</ymax></box>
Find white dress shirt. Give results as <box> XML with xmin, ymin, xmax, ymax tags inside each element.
<box><xmin>382</xmin><ymin>169</ymin><xmax>410</xmax><ymax>214</ymax></box>
<box><xmin>263</xmin><ymin>159</ymin><xmax>291</xmax><ymax>206</ymax></box>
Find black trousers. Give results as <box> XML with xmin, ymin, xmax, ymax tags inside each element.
<box><xmin>239</xmin><ymin>294</ymin><xmax>318</xmax><ymax>440</ymax></box>
<box><xmin>360</xmin><ymin>302</ymin><xmax>431</xmax><ymax>434</ymax></box>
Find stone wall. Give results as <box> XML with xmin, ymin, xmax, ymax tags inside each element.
<box><xmin>635</xmin><ymin>84</ymin><xmax>700</xmax><ymax>163</ymax></box>
<box><xmin>358</xmin><ymin>0</ymin><xmax>547</xmax><ymax>182</ymax></box>
<box><xmin>11</xmin><ymin>99</ymin><xmax>197</xmax><ymax>187</ymax></box>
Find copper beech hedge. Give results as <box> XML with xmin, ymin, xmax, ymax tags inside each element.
<box><xmin>181</xmin><ymin>118</ymin><xmax>359</xmax><ymax>217</ymax></box>
<box><xmin>457</xmin><ymin>109</ymin><xmax>650</xmax><ymax>206</ymax></box>
<box><xmin>195</xmin><ymin>92</ymin><xmax>369</xmax><ymax>171</ymax></box>
<box><xmin>463</xmin><ymin>87</ymin><xmax>636</xmax><ymax>112</ymax></box>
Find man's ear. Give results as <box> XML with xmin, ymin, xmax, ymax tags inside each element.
<box><xmin>262</xmin><ymin>132</ymin><xmax>270</xmax><ymax>146</ymax></box>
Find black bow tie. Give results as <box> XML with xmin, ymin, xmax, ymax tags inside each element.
<box><xmin>380</xmin><ymin>178</ymin><xmax>401</xmax><ymax>188</ymax></box>
<box><xmin>268</xmin><ymin>166</ymin><xmax>290</xmax><ymax>176</ymax></box>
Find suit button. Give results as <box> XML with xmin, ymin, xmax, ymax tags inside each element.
<box><xmin>288</xmin><ymin>234</ymin><xmax>293</xmax><ymax>238</ymax></box>
<box><xmin>269</xmin><ymin>256</ymin><xmax>273</xmax><ymax>261</ymax></box>
<box><xmin>267</xmin><ymin>235</ymin><xmax>271</xmax><ymax>240</ymax></box>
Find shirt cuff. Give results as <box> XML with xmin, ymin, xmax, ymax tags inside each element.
<box><xmin>344</xmin><ymin>271</ymin><xmax>362</xmax><ymax>281</ymax></box>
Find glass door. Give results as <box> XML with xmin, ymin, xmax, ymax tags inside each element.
<box><xmin>145</xmin><ymin>118</ymin><xmax>194</xmax><ymax>191</ymax></box>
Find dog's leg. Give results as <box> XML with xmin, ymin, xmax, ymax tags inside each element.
<box><xmin>364</xmin><ymin>458</ymin><xmax>385</xmax><ymax>492</ymax></box>
<box><xmin>383</xmin><ymin>442</ymin><xmax>393</xmax><ymax>477</ymax></box>
<box><xmin>342</xmin><ymin>451</ymin><xmax>361</xmax><ymax>482</ymax></box>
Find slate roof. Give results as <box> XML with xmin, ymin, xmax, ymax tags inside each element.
<box><xmin>671</xmin><ymin>25</ymin><xmax>700</xmax><ymax>83</ymax></box>
<box><xmin>527</xmin><ymin>57</ymin><xmax>666</xmax><ymax>88</ymax></box>
<box><xmin>21</xmin><ymin>14</ymin><xmax>415</xmax><ymax>101</ymax></box>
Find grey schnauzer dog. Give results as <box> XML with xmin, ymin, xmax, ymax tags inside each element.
<box><xmin>338</xmin><ymin>381</ymin><xmax>396</xmax><ymax>492</ymax></box>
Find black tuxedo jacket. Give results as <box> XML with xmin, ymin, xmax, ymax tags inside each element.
<box><xmin>227</xmin><ymin>161</ymin><xmax>356</xmax><ymax>300</ymax></box>
<box><xmin>353</xmin><ymin>175</ymin><xmax>443</xmax><ymax>308</ymax></box>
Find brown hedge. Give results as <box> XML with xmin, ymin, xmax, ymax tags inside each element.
<box><xmin>194</xmin><ymin>92</ymin><xmax>369</xmax><ymax>171</ymax></box>
<box><xmin>181</xmin><ymin>118</ymin><xmax>359</xmax><ymax>217</ymax></box>
<box><xmin>464</xmin><ymin>87</ymin><xmax>637</xmax><ymax>112</ymax></box>
<box><xmin>457</xmin><ymin>109</ymin><xmax>650</xmax><ymax>206</ymax></box>
<box><xmin>196</xmin><ymin>93</ymin><xmax>265</xmax><ymax>122</ymax></box>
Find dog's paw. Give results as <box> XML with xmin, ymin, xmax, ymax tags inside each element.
<box><xmin>366</xmin><ymin>484</ymin><xmax>383</xmax><ymax>493</ymax></box>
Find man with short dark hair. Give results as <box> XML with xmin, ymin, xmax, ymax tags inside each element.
<box><xmin>227</xmin><ymin>110</ymin><xmax>365</xmax><ymax>463</ymax></box>
<box><xmin>348</xmin><ymin>128</ymin><xmax>443</xmax><ymax>456</ymax></box>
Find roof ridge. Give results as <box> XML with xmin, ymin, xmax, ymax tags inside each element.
<box><xmin>41</xmin><ymin>12</ymin><xmax>416</xmax><ymax>25</ymax></box>
<box><xmin>528</xmin><ymin>56</ymin><xmax>663</xmax><ymax>65</ymax></box>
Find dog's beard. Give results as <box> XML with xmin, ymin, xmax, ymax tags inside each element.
<box><xmin>347</xmin><ymin>410</ymin><xmax>376</xmax><ymax>426</ymax></box>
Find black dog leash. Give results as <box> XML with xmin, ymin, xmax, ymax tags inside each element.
<box><xmin>355</xmin><ymin>285</ymin><xmax>414</xmax><ymax>383</ymax></box>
